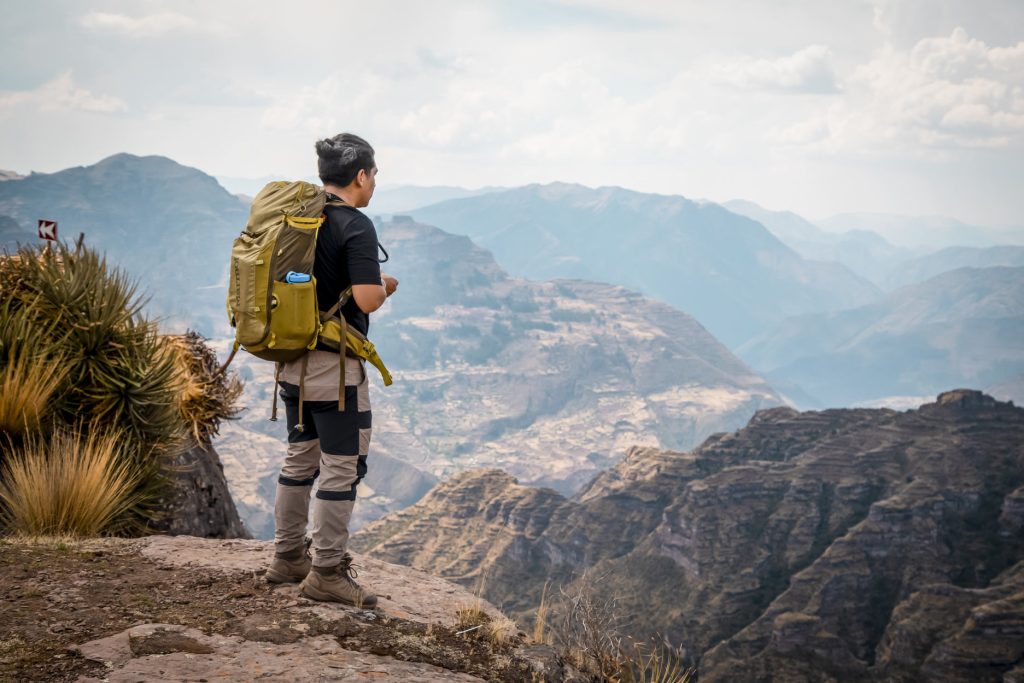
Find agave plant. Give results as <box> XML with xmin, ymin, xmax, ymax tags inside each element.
<box><xmin>0</xmin><ymin>242</ymin><xmax>186</xmax><ymax>532</ymax></box>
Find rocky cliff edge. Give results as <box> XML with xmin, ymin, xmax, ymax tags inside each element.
<box><xmin>0</xmin><ymin>535</ymin><xmax>572</xmax><ymax>682</ymax></box>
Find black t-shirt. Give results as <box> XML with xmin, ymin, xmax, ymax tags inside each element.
<box><xmin>314</xmin><ymin>203</ymin><xmax>382</xmax><ymax>339</ymax></box>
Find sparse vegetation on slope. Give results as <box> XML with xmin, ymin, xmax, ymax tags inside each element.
<box><xmin>532</xmin><ymin>570</ymin><xmax>693</xmax><ymax>682</ymax></box>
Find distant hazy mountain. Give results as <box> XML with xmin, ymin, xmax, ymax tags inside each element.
<box><xmin>724</xmin><ymin>199</ymin><xmax>918</xmax><ymax>287</ymax></box>
<box><xmin>0</xmin><ymin>215</ymin><xmax>20</xmax><ymax>245</ymax></box>
<box><xmin>216</xmin><ymin>173</ymin><xmax>319</xmax><ymax>198</ymax></box>
<box><xmin>818</xmin><ymin>212</ymin><xmax>1024</xmax><ymax>250</ymax></box>
<box><xmin>217</xmin><ymin>178</ymin><xmax>501</xmax><ymax>216</ymax></box>
<box><xmin>215</xmin><ymin>215</ymin><xmax>783</xmax><ymax>536</ymax></box>
<box><xmin>0</xmin><ymin>154</ymin><xmax>247</xmax><ymax>335</ymax></box>
<box><xmin>367</xmin><ymin>185</ymin><xmax>502</xmax><ymax>215</ymax></box>
<box><xmin>885</xmin><ymin>245</ymin><xmax>1024</xmax><ymax>290</ymax></box>
<box><xmin>738</xmin><ymin>266</ymin><xmax>1024</xmax><ymax>406</ymax></box>
<box><xmin>409</xmin><ymin>183</ymin><xmax>882</xmax><ymax>348</ymax></box>
<box><xmin>722</xmin><ymin>199</ymin><xmax>832</xmax><ymax>245</ymax></box>
<box><xmin>0</xmin><ymin>169</ymin><xmax>23</xmax><ymax>181</ymax></box>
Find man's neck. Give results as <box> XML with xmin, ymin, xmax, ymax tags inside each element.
<box><xmin>324</xmin><ymin>183</ymin><xmax>362</xmax><ymax>208</ymax></box>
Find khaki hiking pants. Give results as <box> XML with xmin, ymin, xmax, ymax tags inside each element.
<box><xmin>273</xmin><ymin>350</ymin><xmax>370</xmax><ymax>568</ymax></box>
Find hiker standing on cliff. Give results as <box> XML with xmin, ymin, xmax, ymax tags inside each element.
<box><xmin>266</xmin><ymin>133</ymin><xmax>397</xmax><ymax>608</ymax></box>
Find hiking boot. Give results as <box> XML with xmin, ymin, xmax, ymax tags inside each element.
<box><xmin>266</xmin><ymin>537</ymin><xmax>312</xmax><ymax>584</ymax></box>
<box><xmin>299</xmin><ymin>553</ymin><xmax>378</xmax><ymax>608</ymax></box>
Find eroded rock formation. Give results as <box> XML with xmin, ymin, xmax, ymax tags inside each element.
<box><xmin>354</xmin><ymin>389</ymin><xmax>1024</xmax><ymax>682</ymax></box>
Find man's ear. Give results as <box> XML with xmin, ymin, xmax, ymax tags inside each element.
<box><xmin>356</xmin><ymin>168</ymin><xmax>367</xmax><ymax>186</ymax></box>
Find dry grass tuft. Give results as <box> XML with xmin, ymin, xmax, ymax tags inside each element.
<box><xmin>453</xmin><ymin>599</ymin><xmax>521</xmax><ymax>648</ymax></box>
<box><xmin>619</xmin><ymin>638</ymin><xmax>693</xmax><ymax>683</ymax></box>
<box><xmin>454</xmin><ymin>599</ymin><xmax>491</xmax><ymax>632</ymax></box>
<box><xmin>0</xmin><ymin>346</ymin><xmax>68</xmax><ymax>435</ymax></box>
<box><xmin>0</xmin><ymin>427</ymin><xmax>144</xmax><ymax>537</ymax></box>
<box><xmin>485</xmin><ymin>614</ymin><xmax>519</xmax><ymax>647</ymax></box>
<box><xmin>533</xmin><ymin>580</ymin><xmax>552</xmax><ymax>645</ymax></box>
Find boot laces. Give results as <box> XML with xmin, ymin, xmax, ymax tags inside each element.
<box><xmin>338</xmin><ymin>552</ymin><xmax>360</xmax><ymax>581</ymax></box>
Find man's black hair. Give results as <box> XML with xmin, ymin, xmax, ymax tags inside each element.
<box><xmin>315</xmin><ymin>133</ymin><xmax>375</xmax><ymax>187</ymax></box>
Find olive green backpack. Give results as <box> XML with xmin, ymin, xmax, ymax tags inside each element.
<box><xmin>222</xmin><ymin>180</ymin><xmax>392</xmax><ymax>422</ymax></box>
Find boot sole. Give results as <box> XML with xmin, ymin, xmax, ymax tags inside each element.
<box><xmin>299</xmin><ymin>582</ymin><xmax>377</xmax><ymax>609</ymax></box>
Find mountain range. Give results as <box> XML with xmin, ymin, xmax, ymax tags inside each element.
<box><xmin>739</xmin><ymin>266</ymin><xmax>1024</xmax><ymax>406</ymax></box>
<box><xmin>7</xmin><ymin>154</ymin><xmax>1022</xmax><ymax>534</ymax></box>
<box><xmin>883</xmin><ymin>245</ymin><xmax>1024</xmax><ymax>290</ymax></box>
<box><xmin>725</xmin><ymin>199</ymin><xmax>1024</xmax><ymax>292</ymax></box>
<box><xmin>723</xmin><ymin>199</ymin><xmax>919</xmax><ymax>289</ymax></box>
<box><xmin>409</xmin><ymin>183</ymin><xmax>882</xmax><ymax>348</ymax></box>
<box><xmin>354</xmin><ymin>389</ymin><xmax>1024</xmax><ymax>682</ymax></box>
<box><xmin>818</xmin><ymin>212</ymin><xmax>1024</xmax><ymax>250</ymax></box>
<box><xmin>7</xmin><ymin>156</ymin><xmax>1024</xmax><ymax>681</ymax></box>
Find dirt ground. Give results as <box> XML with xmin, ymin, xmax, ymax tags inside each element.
<box><xmin>0</xmin><ymin>537</ymin><xmax>540</xmax><ymax>682</ymax></box>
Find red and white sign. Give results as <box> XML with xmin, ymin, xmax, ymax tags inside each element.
<box><xmin>37</xmin><ymin>219</ymin><xmax>58</xmax><ymax>241</ymax></box>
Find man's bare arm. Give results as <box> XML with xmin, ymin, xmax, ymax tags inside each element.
<box><xmin>351</xmin><ymin>274</ymin><xmax>398</xmax><ymax>314</ymax></box>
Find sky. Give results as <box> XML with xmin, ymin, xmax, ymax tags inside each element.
<box><xmin>1</xmin><ymin>0</ymin><xmax>1022</xmax><ymax>226</ymax></box>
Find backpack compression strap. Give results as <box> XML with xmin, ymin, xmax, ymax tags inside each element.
<box><xmin>320</xmin><ymin>287</ymin><xmax>353</xmax><ymax>411</ymax></box>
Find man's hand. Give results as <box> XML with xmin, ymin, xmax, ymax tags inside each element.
<box><xmin>382</xmin><ymin>274</ymin><xmax>399</xmax><ymax>297</ymax></box>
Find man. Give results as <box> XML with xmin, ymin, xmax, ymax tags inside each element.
<box><xmin>265</xmin><ymin>133</ymin><xmax>398</xmax><ymax>608</ymax></box>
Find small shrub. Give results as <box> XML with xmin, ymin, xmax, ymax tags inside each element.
<box><xmin>0</xmin><ymin>427</ymin><xmax>144</xmax><ymax>537</ymax></box>
<box><xmin>454</xmin><ymin>599</ymin><xmax>490</xmax><ymax>633</ymax></box>
<box><xmin>0</xmin><ymin>242</ymin><xmax>243</xmax><ymax>533</ymax></box>
<box><xmin>552</xmin><ymin>570</ymin><xmax>625</xmax><ymax>679</ymax></box>
<box><xmin>485</xmin><ymin>614</ymin><xmax>519</xmax><ymax>647</ymax></box>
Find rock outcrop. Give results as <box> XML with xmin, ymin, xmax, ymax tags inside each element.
<box><xmin>354</xmin><ymin>389</ymin><xmax>1024</xmax><ymax>682</ymax></box>
<box><xmin>147</xmin><ymin>440</ymin><xmax>250</xmax><ymax>539</ymax></box>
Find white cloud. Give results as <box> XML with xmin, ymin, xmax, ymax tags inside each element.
<box><xmin>2</xmin><ymin>1</ymin><xmax>1022</xmax><ymax>226</ymax></box>
<box><xmin>0</xmin><ymin>72</ymin><xmax>126</xmax><ymax>114</ymax></box>
<box><xmin>80</xmin><ymin>11</ymin><xmax>206</xmax><ymax>37</ymax></box>
<box><xmin>776</xmin><ymin>27</ymin><xmax>1024</xmax><ymax>153</ymax></box>
<box><xmin>706</xmin><ymin>45</ymin><xmax>840</xmax><ymax>93</ymax></box>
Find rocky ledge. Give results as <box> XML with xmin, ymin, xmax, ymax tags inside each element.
<box><xmin>0</xmin><ymin>536</ymin><xmax>572</xmax><ymax>682</ymax></box>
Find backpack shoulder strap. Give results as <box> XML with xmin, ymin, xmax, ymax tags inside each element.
<box><xmin>321</xmin><ymin>286</ymin><xmax>353</xmax><ymax>320</ymax></box>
